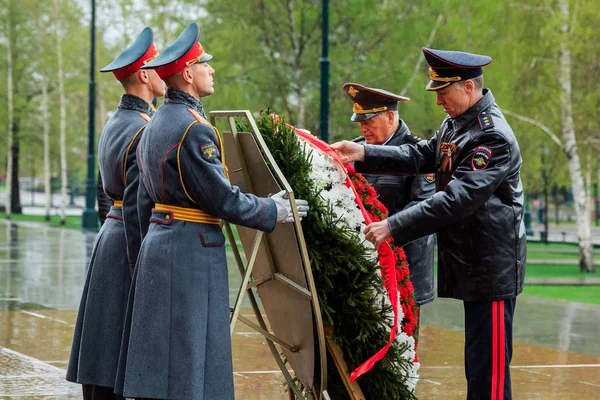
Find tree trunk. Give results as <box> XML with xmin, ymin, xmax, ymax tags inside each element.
<box><xmin>55</xmin><ymin>0</ymin><xmax>68</xmax><ymax>225</ymax></box>
<box><xmin>42</xmin><ymin>79</ymin><xmax>52</xmax><ymax>221</ymax></box>
<box><xmin>558</xmin><ymin>0</ymin><xmax>594</xmax><ymax>272</ymax></box>
<box><xmin>9</xmin><ymin>133</ymin><xmax>21</xmax><ymax>214</ymax></box>
<box><xmin>6</xmin><ymin>1</ymin><xmax>13</xmax><ymax>218</ymax></box>
<box><xmin>596</xmin><ymin>158</ymin><xmax>600</xmax><ymax>226</ymax></box>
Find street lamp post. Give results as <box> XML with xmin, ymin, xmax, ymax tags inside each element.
<box><xmin>319</xmin><ymin>0</ymin><xmax>330</xmax><ymax>143</ymax></box>
<box><xmin>524</xmin><ymin>190</ymin><xmax>534</xmax><ymax>236</ymax></box>
<box><xmin>81</xmin><ymin>0</ymin><xmax>98</xmax><ymax>230</ymax></box>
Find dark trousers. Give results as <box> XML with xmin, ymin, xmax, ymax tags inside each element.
<box><xmin>82</xmin><ymin>384</ymin><xmax>123</xmax><ymax>400</ymax></box>
<box><xmin>464</xmin><ymin>298</ymin><xmax>516</xmax><ymax>400</ymax></box>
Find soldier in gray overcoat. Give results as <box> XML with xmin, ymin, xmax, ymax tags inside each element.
<box><xmin>66</xmin><ymin>27</ymin><xmax>165</xmax><ymax>400</ymax></box>
<box><xmin>114</xmin><ymin>23</ymin><xmax>308</xmax><ymax>400</ymax></box>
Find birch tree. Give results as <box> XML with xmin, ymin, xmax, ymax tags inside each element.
<box><xmin>54</xmin><ymin>0</ymin><xmax>68</xmax><ymax>225</ymax></box>
<box><xmin>5</xmin><ymin>0</ymin><xmax>14</xmax><ymax>218</ymax></box>
<box><xmin>557</xmin><ymin>0</ymin><xmax>592</xmax><ymax>272</ymax></box>
<box><xmin>41</xmin><ymin>79</ymin><xmax>52</xmax><ymax>220</ymax></box>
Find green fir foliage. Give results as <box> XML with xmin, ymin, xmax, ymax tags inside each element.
<box><xmin>238</xmin><ymin>111</ymin><xmax>417</xmax><ymax>399</ymax></box>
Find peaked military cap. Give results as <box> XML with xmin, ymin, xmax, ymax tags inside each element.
<box><xmin>99</xmin><ymin>27</ymin><xmax>159</xmax><ymax>80</ymax></box>
<box><xmin>342</xmin><ymin>83</ymin><xmax>410</xmax><ymax>122</ymax></box>
<box><xmin>142</xmin><ymin>22</ymin><xmax>212</xmax><ymax>80</ymax></box>
<box><xmin>422</xmin><ymin>48</ymin><xmax>492</xmax><ymax>91</ymax></box>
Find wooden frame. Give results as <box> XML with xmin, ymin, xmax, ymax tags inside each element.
<box><xmin>211</xmin><ymin>110</ymin><xmax>364</xmax><ymax>400</ymax></box>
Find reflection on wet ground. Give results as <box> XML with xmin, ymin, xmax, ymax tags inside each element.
<box><xmin>0</xmin><ymin>220</ymin><xmax>599</xmax><ymax>399</ymax></box>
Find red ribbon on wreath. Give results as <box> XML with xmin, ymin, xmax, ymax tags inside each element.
<box><xmin>295</xmin><ymin>129</ymin><xmax>399</xmax><ymax>382</ymax></box>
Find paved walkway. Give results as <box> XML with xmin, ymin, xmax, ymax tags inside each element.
<box><xmin>0</xmin><ymin>220</ymin><xmax>599</xmax><ymax>399</ymax></box>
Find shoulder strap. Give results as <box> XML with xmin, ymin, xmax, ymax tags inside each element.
<box><xmin>477</xmin><ymin>110</ymin><xmax>495</xmax><ymax>133</ymax></box>
<box><xmin>404</xmin><ymin>132</ymin><xmax>423</xmax><ymax>144</ymax></box>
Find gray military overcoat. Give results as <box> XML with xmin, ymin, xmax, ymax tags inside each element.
<box><xmin>66</xmin><ymin>94</ymin><xmax>152</xmax><ymax>388</ymax></box>
<box><xmin>115</xmin><ymin>88</ymin><xmax>277</xmax><ymax>400</ymax></box>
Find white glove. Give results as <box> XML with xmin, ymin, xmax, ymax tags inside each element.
<box><xmin>271</xmin><ymin>190</ymin><xmax>309</xmax><ymax>223</ymax></box>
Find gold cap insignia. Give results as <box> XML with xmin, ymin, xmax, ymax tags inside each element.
<box><xmin>348</xmin><ymin>86</ymin><xmax>359</xmax><ymax>98</ymax></box>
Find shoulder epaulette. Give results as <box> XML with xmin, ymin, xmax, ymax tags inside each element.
<box><xmin>405</xmin><ymin>132</ymin><xmax>423</xmax><ymax>144</ymax></box>
<box><xmin>351</xmin><ymin>135</ymin><xmax>365</xmax><ymax>143</ymax></box>
<box><xmin>478</xmin><ymin>110</ymin><xmax>495</xmax><ymax>133</ymax></box>
<box><xmin>187</xmin><ymin>108</ymin><xmax>210</xmax><ymax>125</ymax></box>
<box><xmin>139</xmin><ymin>113</ymin><xmax>151</xmax><ymax>122</ymax></box>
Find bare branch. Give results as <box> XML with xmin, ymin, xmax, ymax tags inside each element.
<box><xmin>507</xmin><ymin>3</ymin><xmax>554</xmax><ymax>14</ymax></box>
<box><xmin>528</xmin><ymin>57</ymin><xmax>555</xmax><ymax>69</ymax></box>
<box><xmin>400</xmin><ymin>14</ymin><xmax>444</xmax><ymax>96</ymax></box>
<box><xmin>582</xmin><ymin>137</ymin><xmax>600</xmax><ymax>150</ymax></box>
<box><xmin>501</xmin><ymin>108</ymin><xmax>564</xmax><ymax>149</ymax></box>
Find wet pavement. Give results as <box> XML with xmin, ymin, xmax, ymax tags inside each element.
<box><xmin>0</xmin><ymin>220</ymin><xmax>599</xmax><ymax>399</ymax></box>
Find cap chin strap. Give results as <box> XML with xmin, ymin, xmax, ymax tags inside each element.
<box><xmin>353</xmin><ymin>103</ymin><xmax>388</xmax><ymax>114</ymax></box>
<box><xmin>429</xmin><ymin>67</ymin><xmax>462</xmax><ymax>83</ymax></box>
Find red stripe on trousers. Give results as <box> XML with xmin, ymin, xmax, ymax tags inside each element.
<box><xmin>491</xmin><ymin>301</ymin><xmax>498</xmax><ymax>400</ymax></box>
<box><xmin>498</xmin><ymin>300</ymin><xmax>505</xmax><ymax>400</ymax></box>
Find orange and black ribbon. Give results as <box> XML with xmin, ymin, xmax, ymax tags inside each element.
<box><xmin>440</xmin><ymin>142</ymin><xmax>456</xmax><ymax>172</ymax></box>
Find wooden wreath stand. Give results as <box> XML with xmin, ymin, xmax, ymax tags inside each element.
<box><xmin>211</xmin><ymin>110</ymin><xmax>365</xmax><ymax>400</ymax></box>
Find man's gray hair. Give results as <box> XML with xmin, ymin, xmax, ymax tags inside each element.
<box><xmin>456</xmin><ymin>75</ymin><xmax>484</xmax><ymax>91</ymax></box>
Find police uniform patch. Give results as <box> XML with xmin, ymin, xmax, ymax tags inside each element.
<box><xmin>472</xmin><ymin>146</ymin><xmax>492</xmax><ymax>170</ymax></box>
<box><xmin>424</xmin><ymin>173</ymin><xmax>435</xmax><ymax>183</ymax></box>
<box><xmin>200</xmin><ymin>143</ymin><xmax>219</xmax><ymax>162</ymax></box>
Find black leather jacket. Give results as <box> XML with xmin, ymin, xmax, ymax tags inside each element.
<box><xmin>357</xmin><ymin>89</ymin><xmax>526</xmax><ymax>301</ymax></box>
<box><xmin>353</xmin><ymin>121</ymin><xmax>436</xmax><ymax>305</ymax></box>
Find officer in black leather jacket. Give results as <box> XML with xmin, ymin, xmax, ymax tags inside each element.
<box><xmin>342</xmin><ymin>83</ymin><xmax>435</xmax><ymax>314</ymax></box>
<box><xmin>333</xmin><ymin>49</ymin><xmax>526</xmax><ymax>400</ymax></box>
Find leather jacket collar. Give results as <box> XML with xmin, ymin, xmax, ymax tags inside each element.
<box><xmin>448</xmin><ymin>88</ymin><xmax>495</xmax><ymax>133</ymax></box>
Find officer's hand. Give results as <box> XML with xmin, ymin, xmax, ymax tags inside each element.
<box><xmin>271</xmin><ymin>190</ymin><xmax>309</xmax><ymax>223</ymax></box>
<box><xmin>363</xmin><ymin>219</ymin><xmax>392</xmax><ymax>248</ymax></box>
<box><xmin>330</xmin><ymin>141</ymin><xmax>365</xmax><ymax>164</ymax></box>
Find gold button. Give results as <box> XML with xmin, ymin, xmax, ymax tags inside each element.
<box><xmin>166</xmin><ymin>214</ymin><xmax>170</xmax><ymax>220</ymax></box>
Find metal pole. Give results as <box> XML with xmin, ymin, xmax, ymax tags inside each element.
<box><xmin>524</xmin><ymin>190</ymin><xmax>533</xmax><ymax>236</ymax></box>
<box><xmin>319</xmin><ymin>0</ymin><xmax>330</xmax><ymax>143</ymax></box>
<box><xmin>81</xmin><ymin>0</ymin><xmax>98</xmax><ymax>230</ymax></box>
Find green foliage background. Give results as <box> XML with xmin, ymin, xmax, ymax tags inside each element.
<box><xmin>2</xmin><ymin>0</ymin><xmax>599</xmax><ymax>200</ymax></box>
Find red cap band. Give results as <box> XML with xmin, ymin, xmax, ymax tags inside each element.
<box><xmin>155</xmin><ymin>42</ymin><xmax>205</xmax><ymax>80</ymax></box>
<box><xmin>112</xmin><ymin>44</ymin><xmax>160</xmax><ymax>81</ymax></box>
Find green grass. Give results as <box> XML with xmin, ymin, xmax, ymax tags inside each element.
<box><xmin>435</xmin><ymin>263</ymin><xmax>592</xmax><ymax>278</ymax></box>
<box><xmin>527</xmin><ymin>252</ymin><xmax>578</xmax><ymax>260</ymax></box>
<box><xmin>522</xmin><ymin>286</ymin><xmax>600</xmax><ymax>305</ymax></box>
<box><xmin>527</xmin><ymin>242</ymin><xmax>581</xmax><ymax>251</ymax></box>
<box><xmin>526</xmin><ymin>242</ymin><xmax>600</xmax><ymax>260</ymax></box>
<box><xmin>6</xmin><ymin>213</ymin><xmax>85</xmax><ymax>230</ymax></box>
<box><xmin>525</xmin><ymin>264</ymin><xmax>591</xmax><ymax>277</ymax></box>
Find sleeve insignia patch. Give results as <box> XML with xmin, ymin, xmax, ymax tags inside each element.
<box><xmin>424</xmin><ymin>173</ymin><xmax>435</xmax><ymax>183</ymax></box>
<box><xmin>200</xmin><ymin>142</ymin><xmax>219</xmax><ymax>162</ymax></box>
<box><xmin>472</xmin><ymin>146</ymin><xmax>492</xmax><ymax>170</ymax></box>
